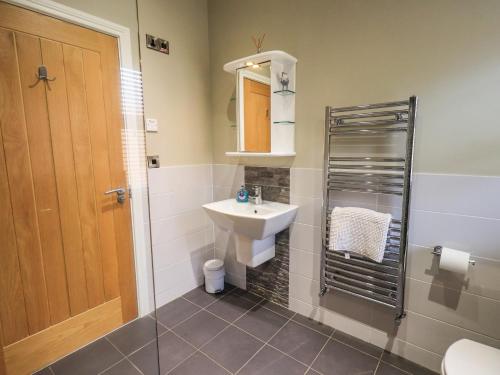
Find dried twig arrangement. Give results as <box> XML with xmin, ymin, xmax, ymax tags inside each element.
<box><xmin>251</xmin><ymin>33</ymin><xmax>266</xmax><ymax>53</ymax></box>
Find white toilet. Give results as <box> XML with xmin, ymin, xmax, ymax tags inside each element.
<box><xmin>442</xmin><ymin>339</ymin><xmax>500</xmax><ymax>375</ymax></box>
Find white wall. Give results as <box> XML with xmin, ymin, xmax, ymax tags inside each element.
<box><xmin>288</xmin><ymin>169</ymin><xmax>500</xmax><ymax>372</ymax></box>
<box><xmin>148</xmin><ymin>165</ymin><xmax>214</xmax><ymax>306</ymax></box>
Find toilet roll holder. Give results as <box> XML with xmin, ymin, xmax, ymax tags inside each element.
<box><xmin>432</xmin><ymin>246</ymin><xmax>476</xmax><ymax>266</ymax></box>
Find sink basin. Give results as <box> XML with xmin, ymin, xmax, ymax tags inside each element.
<box><xmin>203</xmin><ymin>199</ymin><xmax>298</xmax><ymax>267</ymax></box>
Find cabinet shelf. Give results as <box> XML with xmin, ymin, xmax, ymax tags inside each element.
<box><xmin>273</xmin><ymin>89</ymin><xmax>295</xmax><ymax>96</ymax></box>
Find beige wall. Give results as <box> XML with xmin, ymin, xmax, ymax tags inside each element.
<box><xmin>56</xmin><ymin>0</ymin><xmax>212</xmax><ymax>166</ymax></box>
<box><xmin>209</xmin><ymin>0</ymin><xmax>500</xmax><ymax>176</ymax></box>
<box><xmin>138</xmin><ymin>0</ymin><xmax>212</xmax><ymax>165</ymax></box>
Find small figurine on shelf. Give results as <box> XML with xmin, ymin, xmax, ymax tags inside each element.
<box><xmin>279</xmin><ymin>72</ymin><xmax>289</xmax><ymax>91</ymax></box>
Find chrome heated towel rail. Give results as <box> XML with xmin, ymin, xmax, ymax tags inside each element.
<box><xmin>320</xmin><ymin>96</ymin><xmax>417</xmax><ymax>323</ymax></box>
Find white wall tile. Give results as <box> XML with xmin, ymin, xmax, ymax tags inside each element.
<box><xmin>396</xmin><ymin>311</ymin><xmax>500</xmax><ymax>355</ymax></box>
<box><xmin>153</xmin><ymin>228</ymin><xmax>213</xmax><ymax>271</ymax></box>
<box><xmin>289</xmin><ymin>248</ymin><xmax>320</xmax><ymax>281</ymax></box>
<box><xmin>409</xmin><ymin>209</ymin><xmax>500</xmax><ymax>260</ymax></box>
<box><xmin>213</xmin><ymin>185</ymin><xmax>233</xmax><ymax>201</ymax></box>
<box><xmin>290</xmin><ymin>195</ymin><xmax>322</xmax><ymax>226</ymax></box>
<box><xmin>289</xmin><ymin>273</ymin><xmax>321</xmax><ymax>306</ymax></box>
<box><xmin>148</xmin><ymin>192</ymin><xmax>172</xmax><ymax>221</ymax></box>
<box><xmin>289</xmin><ymin>223</ymin><xmax>322</xmax><ymax>253</ymax></box>
<box><xmin>405</xmin><ymin>277</ymin><xmax>500</xmax><ymax>339</ymax></box>
<box><xmin>407</xmin><ymin>244</ymin><xmax>500</xmax><ymax>301</ymax></box>
<box><xmin>150</xmin><ymin>208</ymin><xmax>211</xmax><ymax>245</ymax></box>
<box><xmin>290</xmin><ymin>168</ymin><xmax>323</xmax><ymax>198</ymax></box>
<box><xmin>154</xmin><ymin>247</ymin><xmax>212</xmax><ymax>296</ymax></box>
<box><xmin>412</xmin><ymin>174</ymin><xmax>500</xmax><ymax>219</ymax></box>
<box><xmin>148</xmin><ymin>164</ymin><xmax>215</xmax><ymax>305</ymax></box>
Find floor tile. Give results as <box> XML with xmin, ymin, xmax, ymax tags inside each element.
<box><xmin>102</xmin><ymin>359</ymin><xmax>142</xmax><ymax>375</ymax></box>
<box><xmin>230</xmin><ymin>288</ymin><xmax>264</xmax><ymax>304</ymax></box>
<box><xmin>376</xmin><ymin>362</ymin><xmax>409</xmax><ymax>375</ymax></box>
<box><xmin>155</xmin><ymin>297</ymin><xmax>200</xmax><ymax>328</ymax></box>
<box><xmin>332</xmin><ymin>330</ymin><xmax>383</xmax><ymax>358</ymax></box>
<box><xmin>107</xmin><ymin>316</ymin><xmax>166</xmax><ymax>355</ymax></box>
<box><xmin>234</xmin><ymin>304</ymin><xmax>289</xmax><ymax>341</ymax></box>
<box><xmin>129</xmin><ymin>331</ymin><xmax>195</xmax><ymax>375</ymax></box>
<box><xmin>268</xmin><ymin>321</ymin><xmax>329</xmax><ymax>366</ymax></box>
<box><xmin>238</xmin><ymin>345</ymin><xmax>308</xmax><ymax>375</ymax></box>
<box><xmin>381</xmin><ymin>352</ymin><xmax>437</xmax><ymax>375</ymax></box>
<box><xmin>51</xmin><ymin>337</ymin><xmax>123</xmax><ymax>375</ymax></box>
<box><xmin>169</xmin><ymin>352</ymin><xmax>230</xmax><ymax>375</ymax></box>
<box><xmin>172</xmin><ymin>310</ymin><xmax>228</xmax><ymax>348</ymax></box>
<box><xmin>182</xmin><ymin>284</ymin><xmax>233</xmax><ymax>307</ymax></box>
<box><xmin>258</xmin><ymin>299</ymin><xmax>295</xmax><ymax>318</ymax></box>
<box><xmin>206</xmin><ymin>293</ymin><xmax>260</xmax><ymax>322</ymax></box>
<box><xmin>292</xmin><ymin>313</ymin><xmax>334</xmax><ymax>336</ymax></box>
<box><xmin>201</xmin><ymin>326</ymin><xmax>263</xmax><ymax>372</ymax></box>
<box><xmin>305</xmin><ymin>370</ymin><xmax>321</xmax><ymax>375</ymax></box>
<box><xmin>312</xmin><ymin>339</ymin><xmax>379</xmax><ymax>375</ymax></box>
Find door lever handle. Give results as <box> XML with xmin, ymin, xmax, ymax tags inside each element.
<box><xmin>104</xmin><ymin>187</ymin><xmax>126</xmax><ymax>204</ymax></box>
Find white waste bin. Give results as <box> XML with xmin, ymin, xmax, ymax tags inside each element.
<box><xmin>203</xmin><ymin>259</ymin><xmax>225</xmax><ymax>294</ymax></box>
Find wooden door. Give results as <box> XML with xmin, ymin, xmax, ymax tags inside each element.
<box><xmin>243</xmin><ymin>78</ymin><xmax>271</xmax><ymax>152</ymax></box>
<box><xmin>0</xmin><ymin>3</ymin><xmax>138</xmax><ymax>374</ymax></box>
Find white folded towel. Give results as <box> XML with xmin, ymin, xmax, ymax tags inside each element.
<box><xmin>329</xmin><ymin>207</ymin><xmax>391</xmax><ymax>263</ymax></box>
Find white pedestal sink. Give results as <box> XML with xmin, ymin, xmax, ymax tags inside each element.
<box><xmin>202</xmin><ymin>199</ymin><xmax>298</xmax><ymax>267</ymax></box>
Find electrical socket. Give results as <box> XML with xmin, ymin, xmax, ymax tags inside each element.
<box><xmin>146</xmin><ymin>34</ymin><xmax>169</xmax><ymax>54</ymax></box>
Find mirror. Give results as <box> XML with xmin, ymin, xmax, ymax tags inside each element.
<box><xmin>236</xmin><ymin>62</ymin><xmax>272</xmax><ymax>152</ymax></box>
<box><xmin>224</xmin><ymin>50</ymin><xmax>297</xmax><ymax>156</ymax></box>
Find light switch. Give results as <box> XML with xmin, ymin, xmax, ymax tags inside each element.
<box><xmin>145</xmin><ymin>118</ymin><xmax>158</xmax><ymax>132</ymax></box>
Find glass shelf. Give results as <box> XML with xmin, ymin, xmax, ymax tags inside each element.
<box><xmin>273</xmin><ymin>121</ymin><xmax>295</xmax><ymax>125</ymax></box>
<box><xmin>273</xmin><ymin>89</ymin><xmax>295</xmax><ymax>96</ymax></box>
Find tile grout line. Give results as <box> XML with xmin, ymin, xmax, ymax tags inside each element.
<box><xmin>158</xmin><ymin>288</ymin><xmax>426</xmax><ymax>375</ymax></box>
<box><xmin>233</xmin><ymin>310</ymin><xmax>297</xmax><ymax>374</ymax></box>
<box><xmin>192</xmin><ymin>292</ymin><xmax>342</xmax><ymax>370</ymax></box>
<box><xmin>168</xmin><ymin>294</ymin><xmax>312</xmax><ymax>373</ymax></box>
<box><xmin>166</xmin><ymin>324</ymin><xmax>234</xmax><ymax>374</ymax></box>
<box><xmin>373</xmin><ymin>350</ymin><xmax>384</xmax><ymax>375</ymax></box>
<box><xmin>378</xmin><ymin>360</ymin><xmax>415</xmax><ymax>375</ymax></box>
<box><xmin>160</xmin><ymin>290</ymin><xmax>244</xmax><ymax>374</ymax></box>
<box><xmin>102</xmin><ymin>337</ymin><xmax>146</xmax><ymax>375</ymax></box>
<box><xmin>303</xmin><ymin>328</ymin><xmax>335</xmax><ymax>375</ymax></box>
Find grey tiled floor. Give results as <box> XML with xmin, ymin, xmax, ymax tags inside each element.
<box><xmin>36</xmin><ymin>284</ymin><xmax>437</xmax><ymax>375</ymax></box>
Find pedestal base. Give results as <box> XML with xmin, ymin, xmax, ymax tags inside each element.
<box><xmin>235</xmin><ymin>234</ymin><xmax>275</xmax><ymax>267</ymax></box>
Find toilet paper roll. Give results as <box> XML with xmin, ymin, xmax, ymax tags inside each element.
<box><xmin>439</xmin><ymin>247</ymin><xmax>470</xmax><ymax>274</ymax></box>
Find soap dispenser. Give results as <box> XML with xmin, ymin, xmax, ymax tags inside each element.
<box><xmin>236</xmin><ymin>185</ymin><xmax>249</xmax><ymax>203</ymax></box>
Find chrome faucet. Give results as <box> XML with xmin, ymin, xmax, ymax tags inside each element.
<box><xmin>249</xmin><ymin>185</ymin><xmax>263</xmax><ymax>205</ymax></box>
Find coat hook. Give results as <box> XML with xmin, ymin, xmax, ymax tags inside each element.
<box><xmin>37</xmin><ymin>65</ymin><xmax>56</xmax><ymax>82</ymax></box>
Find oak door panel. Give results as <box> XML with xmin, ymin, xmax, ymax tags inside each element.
<box><xmin>0</xmin><ymin>28</ymin><xmax>51</xmax><ymax>336</ymax></box>
<box><xmin>40</xmin><ymin>38</ymin><xmax>89</xmax><ymax>316</ymax></box>
<box><xmin>63</xmin><ymin>44</ymin><xmax>106</xmax><ymax>309</ymax></box>
<box><xmin>99</xmin><ymin>37</ymin><xmax>138</xmax><ymax>320</ymax></box>
<box><xmin>0</xmin><ymin>109</ymin><xmax>29</xmax><ymax>346</ymax></box>
<box><xmin>82</xmin><ymin>50</ymin><xmax>120</xmax><ymax>300</ymax></box>
<box><xmin>15</xmin><ymin>32</ymin><xmax>71</xmax><ymax>325</ymax></box>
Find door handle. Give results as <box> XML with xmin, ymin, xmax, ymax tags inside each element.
<box><xmin>104</xmin><ymin>187</ymin><xmax>127</xmax><ymax>204</ymax></box>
